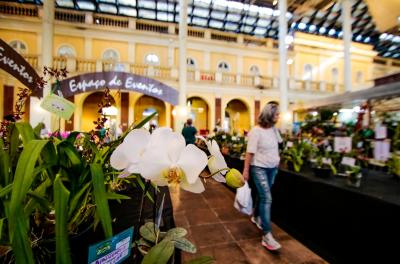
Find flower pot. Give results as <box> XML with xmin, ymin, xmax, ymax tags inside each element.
<box><xmin>346</xmin><ymin>173</ymin><xmax>362</xmax><ymax>188</ymax></box>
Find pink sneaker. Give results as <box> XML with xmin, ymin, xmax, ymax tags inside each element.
<box><xmin>262</xmin><ymin>232</ymin><xmax>281</xmax><ymax>251</ymax></box>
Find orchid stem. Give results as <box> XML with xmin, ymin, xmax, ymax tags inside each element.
<box><xmin>201</xmin><ymin>168</ymin><xmax>230</xmax><ymax>179</ymax></box>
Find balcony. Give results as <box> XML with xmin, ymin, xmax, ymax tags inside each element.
<box><xmin>18</xmin><ymin>54</ymin><xmax>342</xmax><ymax>94</ymax></box>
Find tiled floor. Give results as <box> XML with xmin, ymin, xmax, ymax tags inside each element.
<box><xmin>170</xmin><ymin>179</ymin><xmax>327</xmax><ymax>264</ymax></box>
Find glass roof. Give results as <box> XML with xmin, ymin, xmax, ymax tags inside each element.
<box><xmin>4</xmin><ymin>0</ymin><xmax>400</xmax><ymax>59</ymax></box>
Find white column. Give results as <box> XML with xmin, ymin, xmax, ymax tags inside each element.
<box><xmin>168</xmin><ymin>45</ymin><xmax>175</xmax><ymax>67</ymax></box>
<box><xmin>278</xmin><ymin>0</ymin><xmax>289</xmax><ymax>128</ymax></box>
<box><xmin>174</xmin><ymin>0</ymin><xmax>188</xmax><ymax>132</ymax></box>
<box><xmin>38</xmin><ymin>0</ymin><xmax>54</xmax><ymax>130</ymax></box>
<box><xmin>342</xmin><ymin>0</ymin><xmax>352</xmax><ymax>92</ymax></box>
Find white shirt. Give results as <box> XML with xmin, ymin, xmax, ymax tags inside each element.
<box><xmin>246</xmin><ymin>126</ymin><xmax>281</xmax><ymax>168</ymax></box>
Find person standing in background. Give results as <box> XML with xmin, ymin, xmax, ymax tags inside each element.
<box><xmin>242</xmin><ymin>101</ymin><xmax>283</xmax><ymax>251</ymax></box>
<box><xmin>182</xmin><ymin>118</ymin><xmax>197</xmax><ymax>145</ymax></box>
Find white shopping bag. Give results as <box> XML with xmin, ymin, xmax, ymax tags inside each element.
<box><xmin>234</xmin><ymin>181</ymin><xmax>253</xmax><ymax>215</ymax></box>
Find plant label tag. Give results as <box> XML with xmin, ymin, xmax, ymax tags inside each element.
<box><xmin>341</xmin><ymin>157</ymin><xmax>356</xmax><ymax>166</ymax></box>
<box><xmin>40</xmin><ymin>94</ymin><xmax>75</xmax><ymax>120</ymax></box>
<box><xmin>357</xmin><ymin>141</ymin><xmax>363</xmax><ymax>148</ymax></box>
<box><xmin>286</xmin><ymin>141</ymin><xmax>293</xmax><ymax>148</ymax></box>
<box><xmin>375</xmin><ymin>125</ymin><xmax>387</xmax><ymax>139</ymax></box>
<box><xmin>334</xmin><ymin>137</ymin><xmax>352</xmax><ymax>153</ymax></box>
<box><xmin>88</xmin><ymin>227</ymin><xmax>133</xmax><ymax>264</ymax></box>
<box><xmin>322</xmin><ymin>158</ymin><xmax>332</xmax><ymax>165</ymax></box>
<box><xmin>373</xmin><ymin>140</ymin><xmax>391</xmax><ymax>161</ymax></box>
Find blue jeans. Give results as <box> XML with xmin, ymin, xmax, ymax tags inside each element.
<box><xmin>250</xmin><ymin>166</ymin><xmax>278</xmax><ymax>234</ymax></box>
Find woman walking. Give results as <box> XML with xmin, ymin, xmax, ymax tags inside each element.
<box><xmin>242</xmin><ymin>101</ymin><xmax>282</xmax><ymax>251</ymax></box>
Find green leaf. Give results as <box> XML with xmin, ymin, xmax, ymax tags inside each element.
<box><xmin>0</xmin><ymin>184</ymin><xmax>12</xmax><ymax>198</ymax></box>
<box><xmin>26</xmin><ymin>191</ymin><xmax>50</xmax><ymax>213</ymax></box>
<box><xmin>9</xmin><ymin>123</ymin><xmax>20</xmax><ymax>167</ymax></box>
<box><xmin>12</xmin><ymin>207</ymin><xmax>34</xmax><ymax>264</ymax></box>
<box><xmin>24</xmin><ymin>178</ymin><xmax>52</xmax><ymax>217</ymax></box>
<box><xmin>0</xmin><ymin>217</ymin><xmax>5</xmax><ymax>240</ymax></box>
<box><xmin>9</xmin><ymin>140</ymin><xmax>48</xmax><ymax>240</ymax></box>
<box><xmin>142</xmin><ymin>239</ymin><xmax>175</xmax><ymax>264</ymax></box>
<box><xmin>66</xmin><ymin>132</ymin><xmax>81</xmax><ymax>144</ymax></box>
<box><xmin>54</xmin><ymin>175</ymin><xmax>72</xmax><ymax>264</ymax></box>
<box><xmin>32</xmin><ymin>122</ymin><xmax>43</xmax><ymax>138</ymax></box>
<box><xmin>0</xmin><ymin>139</ymin><xmax>10</xmax><ymax>187</ymax></box>
<box><xmin>165</xmin><ymin>227</ymin><xmax>187</xmax><ymax>240</ymax></box>
<box><xmin>67</xmin><ymin>182</ymin><xmax>91</xmax><ymax>219</ymax></box>
<box><xmin>15</xmin><ymin>122</ymin><xmax>35</xmax><ymax>145</ymax></box>
<box><xmin>90</xmin><ymin>163</ymin><xmax>113</xmax><ymax>238</ymax></box>
<box><xmin>140</xmin><ymin>222</ymin><xmax>159</xmax><ymax>243</ymax></box>
<box><xmin>136</xmin><ymin>177</ymin><xmax>154</xmax><ymax>203</ymax></box>
<box><xmin>105</xmin><ymin>192</ymin><xmax>131</xmax><ymax>200</ymax></box>
<box><xmin>173</xmin><ymin>237</ymin><xmax>197</xmax><ymax>253</ymax></box>
<box><xmin>185</xmin><ymin>256</ymin><xmax>215</xmax><ymax>264</ymax></box>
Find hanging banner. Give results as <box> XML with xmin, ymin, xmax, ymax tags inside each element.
<box><xmin>0</xmin><ymin>38</ymin><xmax>42</xmax><ymax>97</ymax></box>
<box><xmin>57</xmin><ymin>71</ymin><xmax>179</xmax><ymax>105</ymax></box>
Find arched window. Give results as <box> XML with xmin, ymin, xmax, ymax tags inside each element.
<box><xmin>250</xmin><ymin>65</ymin><xmax>260</xmax><ymax>75</ymax></box>
<box><xmin>356</xmin><ymin>71</ymin><xmax>363</xmax><ymax>83</ymax></box>
<box><xmin>57</xmin><ymin>45</ymin><xmax>75</xmax><ymax>58</ymax></box>
<box><xmin>217</xmin><ymin>61</ymin><xmax>230</xmax><ymax>72</ymax></box>
<box><xmin>102</xmin><ymin>49</ymin><xmax>119</xmax><ymax>61</ymax></box>
<box><xmin>331</xmin><ymin>68</ymin><xmax>338</xmax><ymax>83</ymax></box>
<box><xmin>145</xmin><ymin>53</ymin><xmax>160</xmax><ymax>65</ymax></box>
<box><xmin>304</xmin><ymin>64</ymin><xmax>312</xmax><ymax>81</ymax></box>
<box><xmin>187</xmin><ymin>57</ymin><xmax>196</xmax><ymax>68</ymax></box>
<box><xmin>9</xmin><ymin>40</ymin><xmax>27</xmax><ymax>54</ymax></box>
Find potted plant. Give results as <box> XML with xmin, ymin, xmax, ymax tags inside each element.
<box><xmin>387</xmin><ymin>153</ymin><xmax>400</xmax><ymax>179</ymax></box>
<box><xmin>312</xmin><ymin>152</ymin><xmax>337</xmax><ymax>178</ymax></box>
<box><xmin>282</xmin><ymin>141</ymin><xmax>308</xmax><ymax>172</ymax></box>
<box><xmin>345</xmin><ymin>165</ymin><xmax>362</xmax><ymax>188</ymax></box>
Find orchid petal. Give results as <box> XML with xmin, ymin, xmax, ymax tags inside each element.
<box><xmin>177</xmin><ymin>144</ymin><xmax>208</xmax><ymax>184</ymax></box>
<box><xmin>122</xmin><ymin>129</ymin><xmax>150</xmax><ymax>164</ymax></box>
<box><xmin>148</xmin><ymin>127</ymin><xmax>173</xmax><ymax>148</ymax></box>
<box><xmin>167</xmin><ymin>132</ymin><xmax>186</xmax><ymax>163</ymax></box>
<box><xmin>110</xmin><ymin>145</ymin><xmax>129</xmax><ymax>170</ymax></box>
<box><xmin>180</xmin><ymin>178</ymin><xmax>205</xmax><ymax>193</ymax></box>
<box><xmin>118</xmin><ymin>169</ymin><xmax>132</xmax><ymax>178</ymax></box>
<box><xmin>139</xmin><ymin>147</ymin><xmax>170</xmax><ymax>181</ymax></box>
<box><xmin>126</xmin><ymin>163</ymin><xmax>140</xmax><ymax>173</ymax></box>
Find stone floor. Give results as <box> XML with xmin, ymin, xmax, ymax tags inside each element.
<box><xmin>169</xmin><ymin>179</ymin><xmax>328</xmax><ymax>264</ymax></box>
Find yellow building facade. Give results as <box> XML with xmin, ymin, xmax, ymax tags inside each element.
<box><xmin>1</xmin><ymin>2</ymin><xmax>399</xmax><ymax>134</ymax></box>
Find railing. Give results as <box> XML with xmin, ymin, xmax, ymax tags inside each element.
<box><xmin>199</xmin><ymin>71</ymin><xmax>215</xmax><ymax>82</ymax></box>
<box><xmin>23</xmin><ymin>55</ymin><xmax>38</xmax><ymax>69</ymax></box>
<box><xmin>0</xmin><ymin>2</ymin><xmax>38</xmax><ymax>17</ymax></box>
<box><xmin>76</xmin><ymin>59</ymin><xmax>96</xmax><ymax>72</ymax></box>
<box><xmin>55</xmin><ymin>10</ymin><xmax>85</xmax><ymax>23</ymax></box>
<box><xmin>136</xmin><ymin>21</ymin><xmax>169</xmax><ymax>34</ymax></box>
<box><xmin>259</xmin><ymin>76</ymin><xmax>273</xmax><ymax>89</ymax></box>
<box><xmin>221</xmin><ymin>73</ymin><xmax>236</xmax><ymax>84</ymax></box>
<box><xmin>130</xmin><ymin>64</ymin><xmax>147</xmax><ymax>76</ymax></box>
<box><xmin>187</xmin><ymin>70</ymin><xmax>195</xmax><ymax>81</ymax></box>
<box><xmin>154</xmin><ymin>66</ymin><xmax>172</xmax><ymax>79</ymax></box>
<box><xmin>241</xmin><ymin>74</ymin><xmax>254</xmax><ymax>86</ymax></box>
<box><xmin>53</xmin><ymin>57</ymin><xmax>67</xmax><ymax>69</ymax></box>
<box><xmin>93</xmin><ymin>14</ymin><xmax>129</xmax><ymax>28</ymax></box>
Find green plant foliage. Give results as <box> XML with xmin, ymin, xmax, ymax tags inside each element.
<box><xmin>140</xmin><ymin>222</ymin><xmax>159</xmax><ymax>243</ymax></box>
<box><xmin>142</xmin><ymin>239</ymin><xmax>175</xmax><ymax>264</ymax></box>
<box><xmin>164</xmin><ymin>227</ymin><xmax>187</xmax><ymax>240</ymax></box>
<box><xmin>173</xmin><ymin>237</ymin><xmax>197</xmax><ymax>253</ymax></box>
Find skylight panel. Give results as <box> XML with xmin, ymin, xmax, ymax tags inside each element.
<box><xmin>257</xmin><ymin>19</ymin><xmax>269</xmax><ymax>27</ymax></box>
<box><xmin>298</xmin><ymin>22</ymin><xmax>307</xmax><ymax>30</ymax></box>
<box><xmin>211</xmin><ymin>10</ymin><xmax>226</xmax><ymax>20</ymax></box>
<box><xmin>77</xmin><ymin>1</ymin><xmax>95</xmax><ymax>11</ymax></box>
<box><xmin>226</xmin><ymin>13</ymin><xmax>241</xmax><ymax>22</ymax></box>
<box><xmin>268</xmin><ymin>30</ymin><xmax>276</xmax><ymax>36</ymax></box>
<box><xmin>138</xmin><ymin>0</ymin><xmax>156</xmax><ymax>9</ymax></box>
<box><xmin>193</xmin><ymin>7</ymin><xmax>209</xmax><ymax>17</ymax></box>
<box><xmin>192</xmin><ymin>17</ymin><xmax>208</xmax><ymax>26</ymax></box>
<box><xmin>119</xmin><ymin>0</ymin><xmax>136</xmax><ymax>6</ymax></box>
<box><xmin>209</xmin><ymin>20</ymin><xmax>223</xmax><ymax>28</ymax></box>
<box><xmin>225</xmin><ymin>22</ymin><xmax>238</xmax><ymax>31</ymax></box>
<box><xmin>248</xmin><ymin>5</ymin><xmax>259</xmax><ymax>16</ymax></box>
<box><xmin>213</xmin><ymin>0</ymin><xmax>229</xmax><ymax>11</ymax></box>
<box><xmin>194</xmin><ymin>0</ymin><xmax>211</xmax><ymax>8</ymax></box>
<box><xmin>99</xmin><ymin>0</ymin><xmax>116</xmax><ymax>4</ymax></box>
<box><xmin>56</xmin><ymin>0</ymin><xmax>74</xmax><ymax>8</ymax></box>
<box><xmin>259</xmin><ymin>7</ymin><xmax>273</xmax><ymax>18</ymax></box>
<box><xmin>254</xmin><ymin>27</ymin><xmax>266</xmax><ymax>35</ymax></box>
<box><xmin>139</xmin><ymin>9</ymin><xmax>156</xmax><ymax>19</ymax></box>
<box><xmin>328</xmin><ymin>28</ymin><xmax>336</xmax><ymax>35</ymax></box>
<box><xmin>99</xmin><ymin>3</ymin><xmax>117</xmax><ymax>14</ymax></box>
<box><xmin>309</xmin><ymin>24</ymin><xmax>317</xmax><ymax>32</ymax></box>
<box><xmin>241</xmin><ymin>25</ymin><xmax>253</xmax><ymax>33</ymax></box>
<box><xmin>227</xmin><ymin>1</ymin><xmax>243</xmax><ymax>13</ymax></box>
<box><xmin>244</xmin><ymin>16</ymin><xmax>257</xmax><ymax>25</ymax></box>
<box><xmin>119</xmin><ymin>7</ymin><xmax>137</xmax><ymax>17</ymax></box>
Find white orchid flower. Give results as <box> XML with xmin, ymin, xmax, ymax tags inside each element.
<box><xmin>197</xmin><ymin>136</ymin><xmax>227</xmax><ymax>183</ymax></box>
<box><xmin>139</xmin><ymin>130</ymin><xmax>208</xmax><ymax>193</ymax></box>
<box><xmin>110</xmin><ymin>127</ymin><xmax>173</xmax><ymax>178</ymax></box>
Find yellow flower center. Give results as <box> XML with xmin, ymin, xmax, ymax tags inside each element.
<box><xmin>163</xmin><ymin>167</ymin><xmax>184</xmax><ymax>185</ymax></box>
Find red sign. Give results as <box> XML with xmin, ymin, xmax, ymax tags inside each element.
<box><xmin>0</xmin><ymin>38</ymin><xmax>42</xmax><ymax>97</ymax></box>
